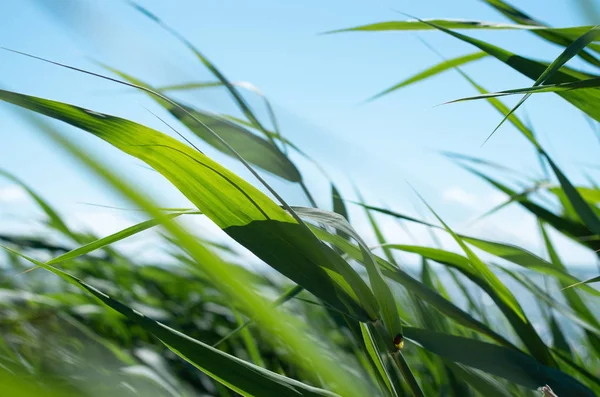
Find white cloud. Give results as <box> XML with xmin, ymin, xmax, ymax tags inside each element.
<box><xmin>442</xmin><ymin>186</ymin><xmax>507</xmax><ymax>210</ymax></box>
<box><xmin>442</xmin><ymin>186</ymin><xmax>478</xmax><ymax>207</ymax></box>
<box><xmin>0</xmin><ymin>185</ymin><xmax>27</xmax><ymax>203</ymax></box>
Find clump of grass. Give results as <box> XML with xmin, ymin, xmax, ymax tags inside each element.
<box><xmin>1</xmin><ymin>1</ymin><xmax>600</xmax><ymax>396</ymax></box>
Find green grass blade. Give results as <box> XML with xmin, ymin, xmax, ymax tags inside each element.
<box><xmin>447</xmin><ymin>77</ymin><xmax>600</xmax><ymax>103</ymax></box>
<box><xmin>544</xmin><ymin>154</ymin><xmax>600</xmax><ymax>237</ymax></box>
<box><xmin>403</xmin><ymin>327</ymin><xmax>595</xmax><ymax>396</ymax></box>
<box><xmin>483</xmin><ymin>0</ymin><xmax>600</xmax><ymax>65</ymax></box>
<box><xmin>412</xmin><ymin>190</ymin><xmax>527</xmax><ymax>323</ymax></box>
<box><xmin>47</xmin><ymin>212</ymin><xmax>194</xmax><ymax>265</ymax></box>
<box><xmin>360</xmin><ymin>323</ymin><xmax>399</xmax><ymax>397</ymax></box>
<box><xmin>369</xmin><ymin>52</ymin><xmax>488</xmax><ymax>100</ymax></box>
<box><xmin>563</xmin><ymin>275</ymin><xmax>600</xmax><ymax>290</ymax></box>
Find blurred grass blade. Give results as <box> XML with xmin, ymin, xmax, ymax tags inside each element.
<box><xmin>460</xmin><ymin>236</ymin><xmax>600</xmax><ymax>297</ymax></box>
<box><xmin>0</xmin><ymin>169</ymin><xmax>75</xmax><ymax>240</ymax></box>
<box><xmin>213</xmin><ymin>284</ymin><xmax>304</xmax><ymax>347</ymax></box>
<box><xmin>158</xmin><ymin>80</ymin><xmax>285</xmax><ymax>151</ymax></box>
<box><xmin>1</xmin><ymin>246</ymin><xmax>341</xmax><ymax>397</ymax></box>
<box><xmin>456</xmin><ymin>164</ymin><xmax>600</xmax><ymax>252</ymax></box>
<box><xmin>549</xmin><ymin>314</ymin><xmax>572</xmax><ymax>356</ymax></box>
<box><xmin>47</xmin><ymin>211</ymin><xmax>195</xmax><ymax>265</ymax></box>
<box><xmin>369</xmin><ymin>52</ymin><xmax>488</xmax><ymax>100</ymax></box>
<box><xmin>21</xmin><ymin>116</ymin><xmax>373</xmax><ymax>397</ymax></box>
<box><xmin>446</xmin><ymin>363</ymin><xmax>512</xmax><ymax>397</ymax></box>
<box><xmin>331</xmin><ymin>184</ymin><xmax>351</xmax><ymax>241</ymax></box>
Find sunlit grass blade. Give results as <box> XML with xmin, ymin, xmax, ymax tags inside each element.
<box><xmin>327</xmin><ymin>19</ymin><xmax>598</xmax><ymax>36</ymax></box>
<box><xmin>459</xmin><ymin>236</ymin><xmax>600</xmax><ymax>297</ymax></box>
<box><xmin>292</xmin><ymin>207</ymin><xmax>403</xmax><ymax>345</ymax></box>
<box><xmin>18</xmin><ymin>116</ymin><xmax>373</xmax><ymax>397</ymax></box>
<box><xmin>355</xmin><ymin>17</ymin><xmax>600</xmax><ymax>125</ymax></box>
<box><xmin>46</xmin><ymin>211</ymin><xmax>196</xmax><ymax>266</ymax></box>
<box><xmin>563</xmin><ymin>275</ymin><xmax>600</xmax><ymax>290</ymax></box>
<box><xmin>0</xmin><ymin>87</ymin><xmax>377</xmax><ymax>322</ymax></box>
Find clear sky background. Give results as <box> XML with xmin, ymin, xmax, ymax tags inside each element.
<box><xmin>0</xmin><ymin>0</ymin><xmax>599</xmax><ymax>267</ymax></box>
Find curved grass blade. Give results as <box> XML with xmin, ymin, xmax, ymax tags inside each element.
<box><xmin>0</xmin><ymin>88</ymin><xmax>377</xmax><ymax>322</ymax></box>
<box><xmin>158</xmin><ymin>80</ymin><xmax>285</xmax><ymax>152</ymax></box>
<box><xmin>292</xmin><ymin>207</ymin><xmax>403</xmax><ymax>344</ymax></box>
<box><xmin>540</xmin><ymin>223</ymin><xmax>600</xmax><ymax>353</ymax></box>
<box><xmin>445</xmin><ymin>363</ymin><xmax>512</xmax><ymax>397</ymax></box>
<box><xmin>20</xmin><ymin>117</ymin><xmax>373</xmax><ymax>397</ymax></box>
<box><xmin>212</xmin><ymin>284</ymin><xmax>304</xmax><ymax>348</ymax></box>
<box><xmin>459</xmin><ymin>236</ymin><xmax>600</xmax><ymax>297</ymax></box>
<box><xmin>47</xmin><ymin>211</ymin><xmax>196</xmax><ymax>266</ymax></box>
<box><xmin>373</xmin><ymin>243</ymin><xmax>556</xmax><ymax>364</ymax></box>
<box><xmin>128</xmin><ymin>2</ymin><xmax>280</xmax><ymax>147</ymax></box>
<box><xmin>311</xmin><ymin>227</ymin><xmax>517</xmax><ymax>349</ymax></box>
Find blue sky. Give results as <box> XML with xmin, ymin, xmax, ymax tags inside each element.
<box><xmin>0</xmin><ymin>0</ymin><xmax>598</xmax><ymax>266</ymax></box>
